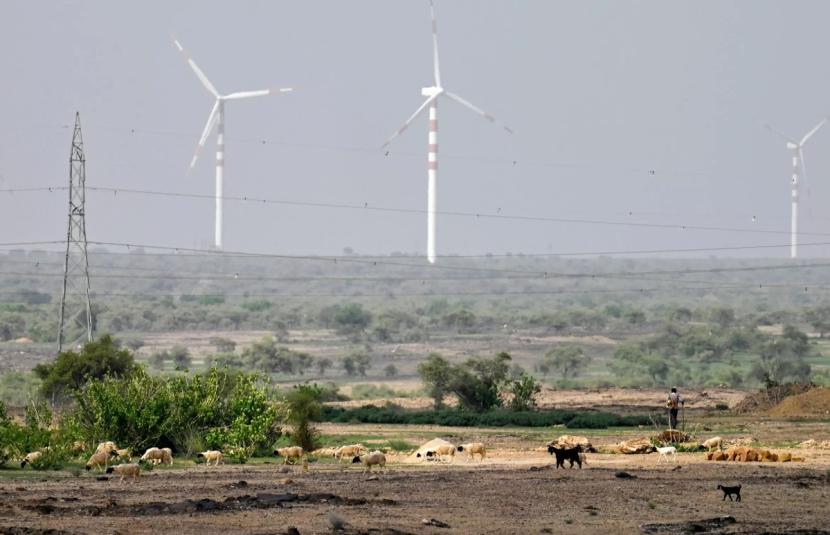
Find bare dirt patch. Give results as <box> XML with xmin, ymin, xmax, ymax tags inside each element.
<box><xmin>2</xmin><ymin>455</ymin><xmax>829</xmax><ymax>534</ymax></box>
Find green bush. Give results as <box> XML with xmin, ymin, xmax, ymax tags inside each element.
<box><xmin>68</xmin><ymin>368</ymin><xmax>281</xmax><ymax>458</ymax></box>
<box><xmin>33</xmin><ymin>335</ymin><xmax>137</xmax><ymax>401</ymax></box>
<box><xmin>319</xmin><ymin>405</ymin><xmax>650</xmax><ymax>429</ymax></box>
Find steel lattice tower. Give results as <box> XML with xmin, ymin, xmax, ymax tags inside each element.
<box><xmin>57</xmin><ymin>112</ymin><xmax>94</xmax><ymax>352</ymax></box>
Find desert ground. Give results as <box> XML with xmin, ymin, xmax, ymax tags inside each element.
<box><xmin>2</xmin><ymin>419</ymin><xmax>829</xmax><ymax>535</ymax></box>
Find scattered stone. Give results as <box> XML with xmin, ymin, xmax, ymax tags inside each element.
<box><xmin>540</xmin><ymin>529</ymin><xmax>553</xmax><ymax>534</ymax></box>
<box><xmin>95</xmin><ymin>476</ymin><xmax>109</xmax><ymax>482</ymax></box>
<box><xmin>615</xmin><ymin>471</ymin><xmax>637</xmax><ymax>479</ymax></box>
<box><xmin>671</xmin><ymin>465</ymin><xmax>682</xmax><ymax>471</ymax></box>
<box><xmin>327</xmin><ymin>511</ymin><xmax>348</xmax><ymax>531</ymax></box>
<box><xmin>640</xmin><ymin>515</ymin><xmax>736</xmax><ymax>534</ymax></box>
<box><xmin>366</xmin><ymin>475</ymin><xmax>379</xmax><ymax>481</ymax></box>
<box><xmin>281</xmin><ymin>478</ymin><xmax>294</xmax><ymax>485</ymax></box>
<box><xmin>14</xmin><ymin>487</ymin><xmax>26</xmax><ymax>492</ymax></box>
<box><xmin>421</xmin><ymin>518</ymin><xmax>450</xmax><ymax>528</ymax></box>
<box><xmin>284</xmin><ymin>528</ymin><xmax>300</xmax><ymax>535</ymax></box>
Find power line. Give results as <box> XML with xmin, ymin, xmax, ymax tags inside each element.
<box><xmin>83</xmin><ymin>185</ymin><xmax>830</xmax><ymax>238</ymax></box>
<box><xmin>0</xmin><ymin>280</ymin><xmax>825</xmax><ymax>300</ymax></box>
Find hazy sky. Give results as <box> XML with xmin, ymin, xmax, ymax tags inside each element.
<box><xmin>3</xmin><ymin>0</ymin><xmax>830</xmax><ymax>259</ymax></box>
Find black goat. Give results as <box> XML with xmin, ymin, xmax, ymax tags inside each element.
<box><xmin>717</xmin><ymin>484</ymin><xmax>741</xmax><ymax>502</ymax></box>
<box><xmin>547</xmin><ymin>444</ymin><xmax>582</xmax><ymax>469</ymax></box>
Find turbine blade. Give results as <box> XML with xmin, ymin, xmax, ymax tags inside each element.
<box><xmin>382</xmin><ymin>95</ymin><xmax>438</xmax><ymax>148</ymax></box>
<box><xmin>224</xmin><ymin>88</ymin><xmax>293</xmax><ymax>100</ymax></box>
<box><xmin>173</xmin><ymin>39</ymin><xmax>220</xmax><ymax>98</ymax></box>
<box><xmin>444</xmin><ymin>91</ymin><xmax>513</xmax><ymax>134</ymax></box>
<box><xmin>760</xmin><ymin>121</ymin><xmax>795</xmax><ymax>144</ymax></box>
<box><xmin>800</xmin><ymin>117</ymin><xmax>828</xmax><ymax>146</ymax></box>
<box><xmin>430</xmin><ymin>0</ymin><xmax>441</xmax><ymax>87</ymax></box>
<box><xmin>190</xmin><ymin>101</ymin><xmax>220</xmax><ymax>170</ymax></box>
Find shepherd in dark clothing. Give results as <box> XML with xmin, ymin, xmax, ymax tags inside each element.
<box><xmin>666</xmin><ymin>387</ymin><xmax>684</xmax><ymax>430</ymax></box>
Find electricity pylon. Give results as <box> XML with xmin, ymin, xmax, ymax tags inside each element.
<box><xmin>57</xmin><ymin>112</ymin><xmax>94</xmax><ymax>352</ymax></box>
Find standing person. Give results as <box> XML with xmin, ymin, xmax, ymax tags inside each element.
<box><xmin>666</xmin><ymin>387</ymin><xmax>684</xmax><ymax>430</ymax></box>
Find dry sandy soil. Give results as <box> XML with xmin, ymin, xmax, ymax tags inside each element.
<box><xmin>2</xmin><ymin>445</ymin><xmax>829</xmax><ymax>535</ymax></box>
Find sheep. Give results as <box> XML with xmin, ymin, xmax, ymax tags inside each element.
<box><xmin>140</xmin><ymin>447</ymin><xmax>165</xmax><ymax>465</ymax></box>
<box><xmin>273</xmin><ymin>446</ymin><xmax>304</xmax><ymax>465</ymax></box>
<box><xmin>726</xmin><ymin>446</ymin><xmax>749</xmax><ymax>462</ymax></box>
<box><xmin>334</xmin><ymin>444</ymin><xmax>368</xmax><ymax>462</ymax></box>
<box><xmin>702</xmin><ymin>436</ymin><xmax>723</xmax><ymax>452</ymax></box>
<box><xmin>196</xmin><ymin>450</ymin><xmax>224</xmax><ymax>466</ymax></box>
<box><xmin>161</xmin><ymin>447</ymin><xmax>173</xmax><ymax>465</ymax></box>
<box><xmin>86</xmin><ymin>449</ymin><xmax>117</xmax><ymax>472</ymax></box>
<box><xmin>71</xmin><ymin>441</ymin><xmax>87</xmax><ymax>455</ymax></box>
<box><xmin>20</xmin><ymin>451</ymin><xmax>43</xmax><ymax>468</ymax></box>
<box><xmin>421</xmin><ymin>443</ymin><xmax>455</xmax><ymax>463</ymax></box>
<box><xmin>457</xmin><ymin>442</ymin><xmax>486</xmax><ymax>462</ymax></box>
<box><xmin>95</xmin><ymin>441</ymin><xmax>118</xmax><ymax>455</ymax></box>
<box><xmin>352</xmin><ymin>451</ymin><xmax>386</xmax><ymax>473</ymax></box>
<box><xmin>106</xmin><ymin>463</ymin><xmax>141</xmax><ymax>482</ymax></box>
<box><xmin>114</xmin><ymin>448</ymin><xmax>132</xmax><ymax>462</ymax></box>
<box><xmin>655</xmin><ymin>446</ymin><xmax>677</xmax><ymax>464</ymax></box>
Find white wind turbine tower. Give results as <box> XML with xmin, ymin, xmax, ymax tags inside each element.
<box><xmin>762</xmin><ymin>117</ymin><xmax>827</xmax><ymax>258</ymax></box>
<box><xmin>173</xmin><ymin>38</ymin><xmax>293</xmax><ymax>249</ymax></box>
<box><xmin>382</xmin><ymin>0</ymin><xmax>512</xmax><ymax>263</ymax></box>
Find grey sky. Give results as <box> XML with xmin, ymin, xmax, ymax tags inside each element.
<box><xmin>3</xmin><ymin>0</ymin><xmax>830</xmax><ymax>259</ymax></box>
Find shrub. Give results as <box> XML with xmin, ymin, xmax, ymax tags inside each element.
<box><xmin>283</xmin><ymin>384</ymin><xmax>322</xmax><ymax>452</ymax></box>
<box><xmin>33</xmin><ymin>335</ymin><xmax>137</xmax><ymax>402</ymax></box>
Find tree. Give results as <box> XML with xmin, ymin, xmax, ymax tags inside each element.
<box><xmin>384</xmin><ymin>364</ymin><xmax>398</xmax><ymax>377</ymax></box>
<box><xmin>332</xmin><ymin>303</ymin><xmax>372</xmax><ymax>334</ymax></box>
<box><xmin>750</xmin><ymin>327</ymin><xmax>812</xmax><ymax>385</ymax></box>
<box><xmin>449</xmin><ymin>352</ymin><xmax>512</xmax><ymax>412</ymax></box>
<box><xmin>284</xmin><ymin>384</ymin><xmax>322</xmax><ymax>451</ymax></box>
<box><xmin>33</xmin><ymin>335</ymin><xmax>136</xmax><ymax>402</ymax></box>
<box><xmin>242</xmin><ymin>337</ymin><xmax>313</xmax><ymax>375</ymax></box>
<box><xmin>210</xmin><ymin>337</ymin><xmax>237</xmax><ymax>353</ymax></box>
<box><xmin>341</xmin><ymin>353</ymin><xmax>371</xmax><ymax>376</ymax></box>
<box><xmin>170</xmin><ymin>346</ymin><xmax>192</xmax><ymax>370</ymax></box>
<box><xmin>317</xmin><ymin>357</ymin><xmax>333</xmax><ymax>376</ymax></box>
<box><xmin>417</xmin><ymin>353</ymin><xmax>452</xmax><ymax>409</ymax></box>
<box><xmin>509</xmin><ymin>373</ymin><xmax>541</xmax><ymax>411</ymax></box>
<box><xmin>544</xmin><ymin>346</ymin><xmax>588</xmax><ymax>380</ymax></box>
<box><xmin>804</xmin><ymin>307</ymin><xmax>830</xmax><ymax>338</ymax></box>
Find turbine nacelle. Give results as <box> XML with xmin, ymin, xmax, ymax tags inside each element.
<box><xmin>421</xmin><ymin>86</ymin><xmax>443</xmax><ymax>98</ymax></box>
<box><xmin>786</xmin><ymin>141</ymin><xmax>798</xmax><ymax>150</ymax></box>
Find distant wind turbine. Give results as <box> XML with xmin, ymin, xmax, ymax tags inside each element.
<box><xmin>762</xmin><ymin>117</ymin><xmax>827</xmax><ymax>258</ymax></box>
<box><xmin>382</xmin><ymin>0</ymin><xmax>513</xmax><ymax>264</ymax></box>
<box><xmin>173</xmin><ymin>38</ymin><xmax>293</xmax><ymax>249</ymax></box>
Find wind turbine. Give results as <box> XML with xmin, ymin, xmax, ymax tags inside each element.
<box><xmin>382</xmin><ymin>0</ymin><xmax>512</xmax><ymax>263</ymax></box>
<box><xmin>173</xmin><ymin>38</ymin><xmax>293</xmax><ymax>249</ymax></box>
<box><xmin>762</xmin><ymin>117</ymin><xmax>827</xmax><ymax>258</ymax></box>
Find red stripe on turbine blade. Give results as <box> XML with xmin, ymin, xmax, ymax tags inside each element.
<box><xmin>429</xmin><ymin>120</ymin><xmax>438</xmax><ymax>131</ymax></box>
<box><xmin>428</xmin><ymin>161</ymin><xmax>438</xmax><ymax>170</ymax></box>
<box><xmin>432</xmin><ymin>21</ymin><xmax>438</xmax><ymax>34</ymax></box>
<box><xmin>428</xmin><ymin>144</ymin><xmax>438</xmax><ymax>152</ymax></box>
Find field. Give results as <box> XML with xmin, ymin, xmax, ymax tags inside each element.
<box><xmin>2</xmin><ymin>418</ymin><xmax>830</xmax><ymax>535</ymax></box>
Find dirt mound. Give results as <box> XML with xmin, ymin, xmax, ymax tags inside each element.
<box><xmin>732</xmin><ymin>383</ymin><xmax>815</xmax><ymax>414</ymax></box>
<box><xmin>767</xmin><ymin>387</ymin><xmax>830</xmax><ymax>418</ymax></box>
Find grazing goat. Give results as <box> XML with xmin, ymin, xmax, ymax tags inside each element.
<box><xmin>352</xmin><ymin>451</ymin><xmax>386</xmax><ymax>473</ymax></box>
<box><xmin>106</xmin><ymin>463</ymin><xmax>141</xmax><ymax>482</ymax></box>
<box><xmin>655</xmin><ymin>446</ymin><xmax>677</xmax><ymax>464</ymax></box>
<box><xmin>457</xmin><ymin>442</ymin><xmax>486</xmax><ymax>462</ymax></box>
<box><xmin>717</xmin><ymin>484</ymin><xmax>741</xmax><ymax>502</ymax></box>
<box><xmin>273</xmin><ymin>446</ymin><xmax>304</xmax><ymax>465</ymax></box>
<box><xmin>547</xmin><ymin>445</ymin><xmax>582</xmax><ymax>469</ymax></box>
